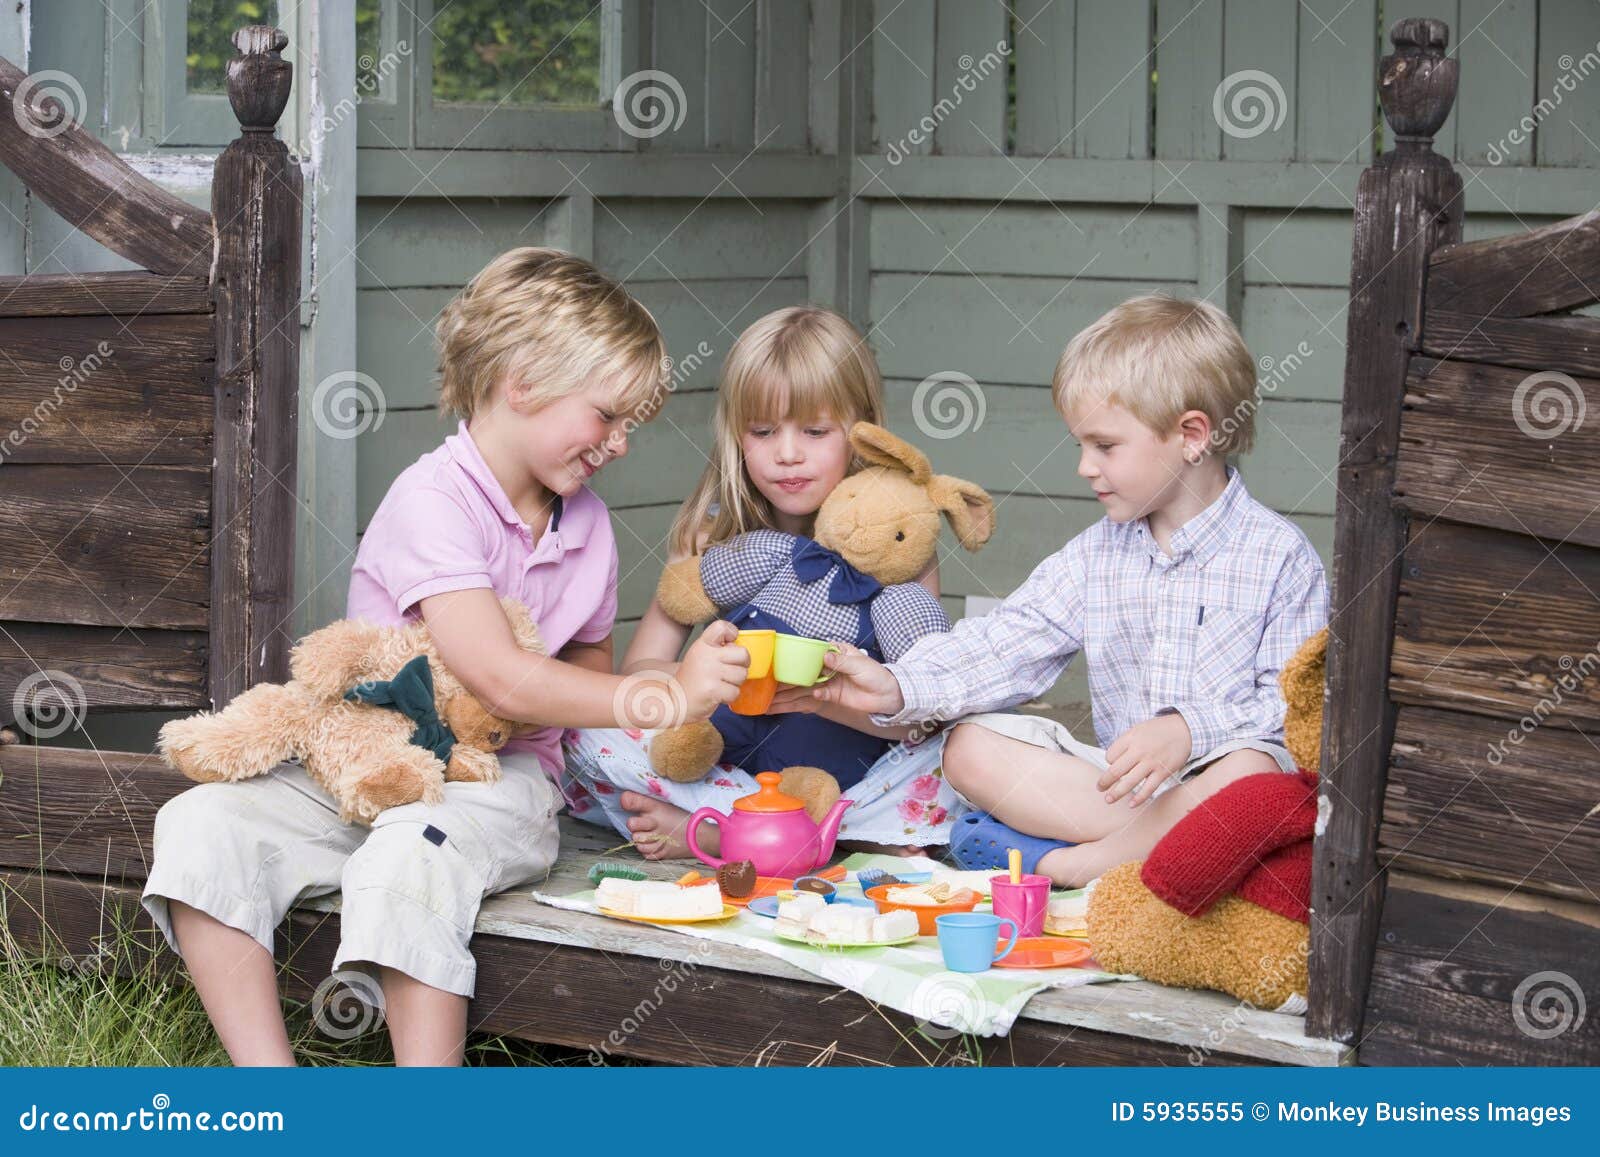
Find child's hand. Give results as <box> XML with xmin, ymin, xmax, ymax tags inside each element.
<box><xmin>766</xmin><ymin>683</ymin><xmax>822</xmax><ymax>715</ymax></box>
<box><xmin>809</xmin><ymin>643</ymin><xmax>906</xmax><ymax>717</ymax></box>
<box><xmin>675</xmin><ymin>620</ymin><xmax>749</xmax><ymax>721</ymax></box>
<box><xmin>1100</xmin><ymin>713</ymin><xmax>1193</xmax><ymax>807</ymax></box>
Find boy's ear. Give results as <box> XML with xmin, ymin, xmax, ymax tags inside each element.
<box><xmin>849</xmin><ymin>422</ymin><xmax>931</xmax><ymax>484</ymax></box>
<box><xmin>928</xmin><ymin>475</ymin><xmax>995</xmax><ymax>551</ymax></box>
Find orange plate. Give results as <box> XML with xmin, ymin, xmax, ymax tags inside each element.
<box><xmin>991</xmin><ymin>937</ymin><xmax>1095</xmax><ymax>970</ymax></box>
<box><xmin>723</xmin><ymin>863</ymin><xmax>847</xmax><ymax>907</ymax></box>
<box><xmin>865</xmin><ymin>884</ymin><xmax>982</xmax><ymax>935</ymax></box>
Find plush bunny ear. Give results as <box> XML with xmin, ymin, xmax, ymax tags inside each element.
<box><xmin>849</xmin><ymin>422</ymin><xmax>931</xmax><ymax>484</ymax></box>
<box><xmin>927</xmin><ymin>475</ymin><xmax>996</xmax><ymax>551</ymax></box>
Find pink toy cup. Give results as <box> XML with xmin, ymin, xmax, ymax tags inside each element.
<box><xmin>990</xmin><ymin>873</ymin><xmax>1051</xmax><ymax>938</ymax></box>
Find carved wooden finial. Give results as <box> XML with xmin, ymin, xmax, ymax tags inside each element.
<box><xmin>225</xmin><ymin>25</ymin><xmax>292</xmax><ymax>132</ymax></box>
<box><xmin>1380</xmin><ymin>17</ymin><xmax>1457</xmax><ymax>148</ymax></box>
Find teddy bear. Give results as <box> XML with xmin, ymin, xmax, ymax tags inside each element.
<box><xmin>1083</xmin><ymin>628</ymin><xmax>1327</xmax><ymax>1012</ymax></box>
<box><xmin>157</xmin><ymin>597</ymin><xmax>546</xmax><ymax>824</ymax></box>
<box><xmin>647</xmin><ymin>421</ymin><xmax>995</xmax><ymax>821</ymax></box>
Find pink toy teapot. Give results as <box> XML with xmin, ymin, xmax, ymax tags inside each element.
<box><xmin>686</xmin><ymin>772</ymin><xmax>852</xmax><ymax>878</ymax></box>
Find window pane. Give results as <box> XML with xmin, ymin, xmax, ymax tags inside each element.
<box><xmin>187</xmin><ymin>0</ymin><xmax>279</xmax><ymax>95</ymax></box>
<box><xmin>356</xmin><ymin>0</ymin><xmax>385</xmax><ymax>96</ymax></box>
<box><xmin>431</xmin><ymin>1</ymin><xmax>602</xmax><ymax>108</ymax></box>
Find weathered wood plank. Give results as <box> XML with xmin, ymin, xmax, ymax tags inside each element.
<box><xmin>1382</xmin><ymin>706</ymin><xmax>1600</xmax><ymax>902</ymax></box>
<box><xmin>1396</xmin><ymin>357</ymin><xmax>1599</xmax><ymax>549</ymax></box>
<box><xmin>1152</xmin><ymin>0</ymin><xmax>1222</xmax><ymax>161</ymax></box>
<box><xmin>755</xmin><ymin>0</ymin><xmax>810</xmax><ymax>152</ymax></box>
<box><xmin>1312</xmin><ymin>17</ymin><xmax>1464</xmax><ymax>1045</ymax></box>
<box><xmin>1361</xmin><ymin>873</ymin><xmax>1600</xmax><ymax>1065</ymax></box>
<box><xmin>0</xmin><ymin>867</ymin><xmax>1290</xmax><ymax>1066</ymax></box>
<box><xmin>207</xmin><ymin>27</ymin><xmax>302</xmax><ymax>707</ymax></box>
<box><xmin>0</xmin><ymin>273</ymin><xmax>212</xmax><ymax>317</ymax></box>
<box><xmin>1013</xmin><ymin>0</ymin><xmax>1078</xmax><ymax>158</ymax></box>
<box><xmin>1420</xmin><ymin>310</ymin><xmax>1600</xmax><ymax>380</ymax></box>
<box><xmin>0</xmin><ymin>58</ymin><xmax>212</xmax><ymax>276</ymax></box>
<box><xmin>1295</xmin><ymin>0</ymin><xmax>1377</xmax><ymax>164</ymax></box>
<box><xmin>1391</xmin><ymin>519</ymin><xmax>1600</xmax><ymax>731</ymax></box>
<box><xmin>0</xmin><ymin>464</ymin><xmax>211</xmax><ymax>628</ymax></box>
<box><xmin>0</xmin><ymin>745</ymin><xmax>182</xmax><ymax>879</ymax></box>
<box><xmin>1427</xmin><ymin>210</ymin><xmax>1600</xmax><ymax>317</ymax></box>
<box><xmin>931</xmin><ymin>0</ymin><xmax>1008</xmax><ymax>156</ymax></box>
<box><xmin>0</xmin><ymin>625</ymin><xmax>206</xmax><ymax>727</ymax></box>
<box><xmin>1452</xmin><ymin>0</ymin><xmax>1535</xmax><ymax>166</ymax></box>
<box><xmin>0</xmin><ymin>312</ymin><xmax>213</xmax><ymax>465</ymax></box>
<box><xmin>871</xmin><ymin>0</ymin><xmax>934</xmax><ymax>158</ymax></box>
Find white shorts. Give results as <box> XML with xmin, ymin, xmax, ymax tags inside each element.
<box><xmin>140</xmin><ymin>751</ymin><xmax>561</xmax><ymax>998</ymax></box>
<box><xmin>953</xmin><ymin>712</ymin><xmax>1296</xmax><ymax>800</ymax></box>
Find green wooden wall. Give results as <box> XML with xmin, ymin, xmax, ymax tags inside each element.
<box><xmin>11</xmin><ymin>0</ymin><xmax>1600</xmax><ymax>727</ymax></box>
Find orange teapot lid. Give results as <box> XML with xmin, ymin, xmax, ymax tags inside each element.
<box><xmin>732</xmin><ymin>771</ymin><xmax>805</xmax><ymax>813</ymax></box>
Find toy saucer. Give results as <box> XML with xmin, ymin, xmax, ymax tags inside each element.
<box><xmin>991</xmin><ymin>937</ymin><xmax>1094</xmax><ymax>969</ymax></box>
<box><xmin>598</xmin><ymin>903</ymin><xmax>739</xmax><ymax>925</ymax></box>
<box><xmin>748</xmin><ymin>894</ymin><xmax>876</xmax><ymax>919</ymax></box>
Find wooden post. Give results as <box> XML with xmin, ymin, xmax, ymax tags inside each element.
<box><xmin>1309</xmin><ymin>18</ymin><xmax>1464</xmax><ymax>1043</ymax></box>
<box><xmin>208</xmin><ymin>26</ymin><xmax>302</xmax><ymax>707</ymax></box>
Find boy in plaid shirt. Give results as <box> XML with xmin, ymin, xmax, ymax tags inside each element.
<box><xmin>813</xmin><ymin>295</ymin><xmax>1327</xmax><ymax>887</ymax></box>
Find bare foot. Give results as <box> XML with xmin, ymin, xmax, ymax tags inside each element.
<box><xmin>619</xmin><ymin>791</ymin><xmax>719</xmax><ymax>861</ymax></box>
<box><xmin>1036</xmin><ymin>845</ymin><xmax>1095</xmax><ymax>888</ymax></box>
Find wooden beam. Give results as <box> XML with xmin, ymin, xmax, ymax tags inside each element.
<box><xmin>0</xmin><ymin>57</ymin><xmax>212</xmax><ymax>276</ymax></box>
<box><xmin>0</xmin><ymin>273</ymin><xmax>212</xmax><ymax>317</ymax></box>
<box><xmin>1311</xmin><ymin>17</ymin><xmax>1464</xmax><ymax>1045</ymax></box>
<box><xmin>1420</xmin><ymin>310</ymin><xmax>1600</xmax><ymax>381</ymax></box>
<box><xmin>208</xmin><ymin>27</ymin><xmax>302</xmax><ymax>707</ymax></box>
<box><xmin>1428</xmin><ymin>209</ymin><xmax>1600</xmax><ymax>317</ymax></box>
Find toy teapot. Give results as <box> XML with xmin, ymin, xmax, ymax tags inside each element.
<box><xmin>686</xmin><ymin>772</ymin><xmax>852</xmax><ymax>878</ymax></box>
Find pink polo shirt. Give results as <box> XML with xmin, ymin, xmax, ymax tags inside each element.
<box><xmin>346</xmin><ymin>419</ymin><xmax>619</xmax><ymax>779</ymax></box>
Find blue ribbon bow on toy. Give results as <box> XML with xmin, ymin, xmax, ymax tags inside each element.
<box><xmin>791</xmin><ymin>537</ymin><xmax>883</xmax><ymax>605</ymax></box>
<box><xmin>344</xmin><ymin>654</ymin><xmax>456</xmax><ymax>763</ymax></box>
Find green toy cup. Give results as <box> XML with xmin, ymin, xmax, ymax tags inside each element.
<box><xmin>772</xmin><ymin>633</ymin><xmax>840</xmax><ymax>686</ymax></box>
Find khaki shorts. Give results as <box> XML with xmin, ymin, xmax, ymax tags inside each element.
<box><xmin>956</xmin><ymin>712</ymin><xmax>1296</xmax><ymax>800</ymax></box>
<box><xmin>141</xmin><ymin>751</ymin><xmax>561</xmax><ymax>999</ymax></box>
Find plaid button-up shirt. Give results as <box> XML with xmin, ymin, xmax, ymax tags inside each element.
<box><xmin>874</xmin><ymin>467</ymin><xmax>1329</xmax><ymax>757</ymax></box>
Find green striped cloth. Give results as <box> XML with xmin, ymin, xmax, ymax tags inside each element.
<box><xmin>530</xmin><ymin>852</ymin><xmax>1131</xmax><ymax>1037</ymax></box>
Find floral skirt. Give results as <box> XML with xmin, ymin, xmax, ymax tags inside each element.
<box><xmin>557</xmin><ymin>723</ymin><xmax>968</xmax><ymax>848</ymax></box>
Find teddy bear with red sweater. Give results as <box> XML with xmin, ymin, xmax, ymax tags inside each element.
<box><xmin>1084</xmin><ymin>628</ymin><xmax>1326</xmax><ymax>1012</ymax></box>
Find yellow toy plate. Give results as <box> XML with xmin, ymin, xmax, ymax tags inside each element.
<box><xmin>598</xmin><ymin>903</ymin><xmax>740</xmax><ymax>925</ymax></box>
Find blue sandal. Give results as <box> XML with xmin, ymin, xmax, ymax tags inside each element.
<box><xmin>949</xmin><ymin>811</ymin><xmax>1074</xmax><ymax>874</ymax></box>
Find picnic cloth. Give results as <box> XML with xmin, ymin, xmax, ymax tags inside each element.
<box><xmin>529</xmin><ymin>852</ymin><xmax>1134</xmax><ymax>1037</ymax></box>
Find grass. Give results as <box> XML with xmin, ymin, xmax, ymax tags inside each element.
<box><xmin>0</xmin><ymin>908</ymin><xmax>623</xmax><ymax>1067</ymax></box>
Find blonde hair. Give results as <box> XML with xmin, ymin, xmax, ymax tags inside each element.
<box><xmin>1052</xmin><ymin>294</ymin><xmax>1259</xmax><ymax>455</ymax></box>
<box><xmin>434</xmin><ymin>247</ymin><xmax>666</xmax><ymax>420</ymax></box>
<box><xmin>669</xmin><ymin>306</ymin><xmax>884</xmax><ymax>556</ymax></box>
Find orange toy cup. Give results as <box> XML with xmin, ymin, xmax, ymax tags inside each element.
<box><xmin>730</xmin><ymin>629</ymin><xmax>777</xmax><ymax>716</ymax></box>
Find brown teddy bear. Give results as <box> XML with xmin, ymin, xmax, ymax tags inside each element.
<box><xmin>648</xmin><ymin>422</ymin><xmax>995</xmax><ymax>821</ymax></box>
<box><xmin>157</xmin><ymin>597</ymin><xmax>545</xmax><ymax>824</ymax></box>
<box><xmin>1083</xmin><ymin>628</ymin><xmax>1327</xmax><ymax>1012</ymax></box>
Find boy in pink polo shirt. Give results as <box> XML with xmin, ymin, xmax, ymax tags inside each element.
<box><xmin>143</xmin><ymin>249</ymin><xmax>749</xmax><ymax>1067</ymax></box>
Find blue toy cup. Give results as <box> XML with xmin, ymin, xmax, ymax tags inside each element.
<box><xmin>935</xmin><ymin>912</ymin><xmax>1019</xmax><ymax>973</ymax></box>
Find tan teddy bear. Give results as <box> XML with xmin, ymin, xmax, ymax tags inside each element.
<box><xmin>1083</xmin><ymin>628</ymin><xmax>1327</xmax><ymax>1012</ymax></box>
<box><xmin>158</xmin><ymin>597</ymin><xmax>545</xmax><ymax>824</ymax></box>
<box><xmin>648</xmin><ymin>422</ymin><xmax>995</xmax><ymax>821</ymax></box>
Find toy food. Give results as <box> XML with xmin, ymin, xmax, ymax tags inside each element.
<box><xmin>778</xmin><ymin>895</ymin><xmax>917</xmax><ymax>945</ymax></box>
<box><xmin>716</xmin><ymin>859</ymin><xmax>757</xmax><ymax>898</ymax></box>
<box><xmin>885</xmin><ymin>883</ymin><xmax>977</xmax><ymax>907</ymax></box>
<box><xmin>596</xmin><ymin>878</ymin><xmax>725</xmax><ymax>920</ymax></box>
<box><xmin>1044</xmin><ymin>892</ymin><xmax>1088</xmax><ymax>937</ymax></box>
